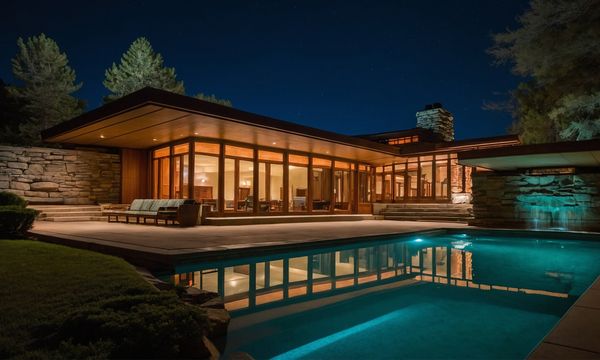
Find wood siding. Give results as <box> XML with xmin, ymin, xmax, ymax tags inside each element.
<box><xmin>121</xmin><ymin>149</ymin><xmax>148</xmax><ymax>203</ymax></box>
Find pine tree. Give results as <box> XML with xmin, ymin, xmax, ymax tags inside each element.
<box><xmin>488</xmin><ymin>0</ymin><xmax>600</xmax><ymax>143</ymax></box>
<box><xmin>104</xmin><ymin>38</ymin><xmax>185</xmax><ymax>102</ymax></box>
<box><xmin>8</xmin><ymin>34</ymin><xmax>84</xmax><ymax>145</ymax></box>
<box><xmin>0</xmin><ymin>79</ymin><xmax>26</xmax><ymax>145</ymax></box>
<box><xmin>194</xmin><ymin>93</ymin><xmax>233</xmax><ymax>107</ymax></box>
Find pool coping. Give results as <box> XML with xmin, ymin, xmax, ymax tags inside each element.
<box><xmin>528</xmin><ymin>275</ymin><xmax>600</xmax><ymax>359</ymax></box>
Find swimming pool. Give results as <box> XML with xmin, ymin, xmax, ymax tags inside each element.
<box><xmin>164</xmin><ymin>230</ymin><xmax>600</xmax><ymax>359</ymax></box>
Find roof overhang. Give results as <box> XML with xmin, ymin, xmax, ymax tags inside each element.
<box><xmin>458</xmin><ymin>139</ymin><xmax>600</xmax><ymax>171</ymax></box>
<box><xmin>42</xmin><ymin>88</ymin><xmax>403</xmax><ymax>165</ymax></box>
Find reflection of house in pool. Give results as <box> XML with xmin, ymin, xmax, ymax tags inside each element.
<box><xmin>39</xmin><ymin>88</ymin><xmax>518</xmax><ymax>220</ymax></box>
<box><xmin>167</xmin><ymin>232</ymin><xmax>575</xmax><ymax>313</ymax></box>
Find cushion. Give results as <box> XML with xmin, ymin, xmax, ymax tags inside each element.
<box><xmin>139</xmin><ymin>199</ymin><xmax>154</xmax><ymax>211</ymax></box>
<box><xmin>129</xmin><ymin>199</ymin><xmax>144</xmax><ymax>211</ymax></box>
<box><xmin>150</xmin><ymin>199</ymin><xmax>169</xmax><ymax>211</ymax></box>
<box><xmin>167</xmin><ymin>199</ymin><xmax>185</xmax><ymax>207</ymax></box>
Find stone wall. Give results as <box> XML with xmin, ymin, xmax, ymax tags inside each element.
<box><xmin>415</xmin><ymin>105</ymin><xmax>455</xmax><ymax>142</ymax></box>
<box><xmin>470</xmin><ymin>171</ymin><xmax>600</xmax><ymax>231</ymax></box>
<box><xmin>0</xmin><ymin>145</ymin><xmax>120</xmax><ymax>205</ymax></box>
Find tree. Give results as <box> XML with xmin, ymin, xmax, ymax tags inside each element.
<box><xmin>194</xmin><ymin>92</ymin><xmax>233</xmax><ymax>107</ymax></box>
<box><xmin>488</xmin><ymin>0</ymin><xmax>600</xmax><ymax>143</ymax></box>
<box><xmin>104</xmin><ymin>38</ymin><xmax>185</xmax><ymax>102</ymax></box>
<box><xmin>7</xmin><ymin>34</ymin><xmax>84</xmax><ymax>145</ymax></box>
<box><xmin>0</xmin><ymin>79</ymin><xmax>25</xmax><ymax>144</ymax></box>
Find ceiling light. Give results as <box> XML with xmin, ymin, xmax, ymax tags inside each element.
<box><xmin>194</xmin><ymin>132</ymin><xmax>199</xmax><ymax>135</ymax></box>
<box><xmin>152</xmin><ymin>138</ymin><xmax>158</xmax><ymax>141</ymax></box>
<box><xmin>100</xmin><ymin>135</ymin><xmax>105</xmax><ymax>139</ymax></box>
<box><xmin>272</xmin><ymin>142</ymin><xmax>277</xmax><ymax>145</ymax></box>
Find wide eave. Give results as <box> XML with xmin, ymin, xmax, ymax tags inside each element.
<box><xmin>42</xmin><ymin>88</ymin><xmax>405</xmax><ymax>164</ymax></box>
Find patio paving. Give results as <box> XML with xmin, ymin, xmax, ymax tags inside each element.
<box><xmin>29</xmin><ymin>220</ymin><xmax>468</xmax><ymax>269</ymax></box>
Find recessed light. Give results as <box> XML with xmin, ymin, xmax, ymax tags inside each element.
<box><xmin>100</xmin><ymin>135</ymin><xmax>105</xmax><ymax>139</ymax></box>
<box><xmin>272</xmin><ymin>142</ymin><xmax>277</xmax><ymax>145</ymax></box>
<box><xmin>194</xmin><ymin>132</ymin><xmax>199</xmax><ymax>135</ymax></box>
<box><xmin>152</xmin><ymin>138</ymin><xmax>158</xmax><ymax>141</ymax></box>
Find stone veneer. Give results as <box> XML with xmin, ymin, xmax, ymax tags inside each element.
<box><xmin>416</xmin><ymin>105</ymin><xmax>455</xmax><ymax>142</ymax></box>
<box><xmin>470</xmin><ymin>171</ymin><xmax>600</xmax><ymax>231</ymax></box>
<box><xmin>0</xmin><ymin>145</ymin><xmax>120</xmax><ymax>205</ymax></box>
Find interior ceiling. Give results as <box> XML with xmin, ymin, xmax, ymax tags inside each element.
<box><xmin>46</xmin><ymin>105</ymin><xmax>402</xmax><ymax>165</ymax></box>
<box><xmin>459</xmin><ymin>150</ymin><xmax>600</xmax><ymax>170</ymax></box>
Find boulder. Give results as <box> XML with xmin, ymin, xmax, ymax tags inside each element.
<box><xmin>183</xmin><ymin>287</ymin><xmax>221</xmax><ymax>304</ymax></box>
<box><xmin>204</xmin><ymin>307</ymin><xmax>231</xmax><ymax>339</ymax></box>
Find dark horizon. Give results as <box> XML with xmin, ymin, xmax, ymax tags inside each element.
<box><xmin>0</xmin><ymin>0</ymin><xmax>528</xmax><ymax>140</ymax></box>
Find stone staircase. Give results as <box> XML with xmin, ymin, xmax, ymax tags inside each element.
<box><xmin>380</xmin><ymin>203</ymin><xmax>473</xmax><ymax>223</ymax></box>
<box><xmin>29</xmin><ymin>205</ymin><xmax>106</xmax><ymax>222</ymax></box>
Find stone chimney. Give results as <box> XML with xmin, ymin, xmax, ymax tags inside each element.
<box><xmin>415</xmin><ymin>103</ymin><xmax>455</xmax><ymax>142</ymax></box>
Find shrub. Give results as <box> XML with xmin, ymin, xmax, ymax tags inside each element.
<box><xmin>46</xmin><ymin>293</ymin><xmax>209</xmax><ymax>359</ymax></box>
<box><xmin>0</xmin><ymin>191</ymin><xmax>27</xmax><ymax>207</ymax></box>
<box><xmin>0</xmin><ymin>206</ymin><xmax>38</xmax><ymax>238</ymax></box>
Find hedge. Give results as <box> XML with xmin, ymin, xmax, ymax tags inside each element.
<box><xmin>0</xmin><ymin>206</ymin><xmax>38</xmax><ymax>238</ymax></box>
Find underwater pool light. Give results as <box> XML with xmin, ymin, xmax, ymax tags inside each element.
<box><xmin>414</xmin><ymin>238</ymin><xmax>423</xmax><ymax>242</ymax></box>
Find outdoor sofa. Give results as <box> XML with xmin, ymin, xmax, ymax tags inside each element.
<box><xmin>104</xmin><ymin>199</ymin><xmax>198</xmax><ymax>226</ymax></box>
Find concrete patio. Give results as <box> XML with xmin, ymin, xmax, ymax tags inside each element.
<box><xmin>29</xmin><ymin>219</ymin><xmax>468</xmax><ymax>269</ymax></box>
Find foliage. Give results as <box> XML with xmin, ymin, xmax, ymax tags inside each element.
<box><xmin>0</xmin><ymin>240</ymin><xmax>209</xmax><ymax>359</ymax></box>
<box><xmin>0</xmin><ymin>79</ymin><xmax>25</xmax><ymax>145</ymax></box>
<box><xmin>488</xmin><ymin>0</ymin><xmax>600</xmax><ymax>143</ymax></box>
<box><xmin>7</xmin><ymin>34</ymin><xmax>84</xmax><ymax>145</ymax></box>
<box><xmin>0</xmin><ymin>206</ymin><xmax>38</xmax><ymax>238</ymax></box>
<box><xmin>194</xmin><ymin>92</ymin><xmax>233</xmax><ymax>107</ymax></box>
<box><xmin>51</xmin><ymin>293</ymin><xmax>208</xmax><ymax>358</ymax></box>
<box><xmin>0</xmin><ymin>190</ymin><xmax>28</xmax><ymax>207</ymax></box>
<box><xmin>104</xmin><ymin>37</ymin><xmax>185</xmax><ymax>102</ymax></box>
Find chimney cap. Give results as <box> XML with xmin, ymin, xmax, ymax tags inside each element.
<box><xmin>424</xmin><ymin>103</ymin><xmax>443</xmax><ymax>110</ymax></box>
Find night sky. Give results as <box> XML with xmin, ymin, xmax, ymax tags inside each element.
<box><xmin>0</xmin><ymin>1</ymin><xmax>528</xmax><ymax>139</ymax></box>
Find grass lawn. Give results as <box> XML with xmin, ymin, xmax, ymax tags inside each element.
<box><xmin>0</xmin><ymin>240</ymin><xmax>162</xmax><ymax>358</ymax></box>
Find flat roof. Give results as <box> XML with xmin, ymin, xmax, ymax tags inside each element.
<box><xmin>458</xmin><ymin>139</ymin><xmax>600</xmax><ymax>170</ymax></box>
<box><xmin>42</xmin><ymin>87</ymin><xmax>519</xmax><ymax>164</ymax></box>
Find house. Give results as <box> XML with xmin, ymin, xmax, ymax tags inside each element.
<box><xmin>40</xmin><ymin>87</ymin><xmax>519</xmax><ymax>217</ymax></box>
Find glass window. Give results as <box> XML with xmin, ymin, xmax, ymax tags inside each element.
<box><xmin>312</xmin><ymin>159</ymin><xmax>332</xmax><ymax>212</ymax></box>
<box><xmin>225</xmin><ymin>145</ymin><xmax>253</xmax><ymax>159</ymax></box>
<box><xmin>289</xmin><ymin>165</ymin><xmax>308</xmax><ymax>212</ymax></box>
<box><xmin>288</xmin><ymin>257</ymin><xmax>308</xmax><ymax>297</ymax></box>
<box><xmin>173</xmin><ymin>143</ymin><xmax>189</xmax><ymax>155</ymax></box>
<box><xmin>407</xmin><ymin>161</ymin><xmax>418</xmax><ymax>198</ymax></box>
<box><xmin>238</xmin><ymin>160</ymin><xmax>254</xmax><ymax>212</ymax></box>
<box><xmin>334</xmin><ymin>162</ymin><xmax>353</xmax><ymax>211</ymax></box>
<box><xmin>335</xmin><ymin>250</ymin><xmax>355</xmax><ymax>288</ymax></box>
<box><xmin>258</xmin><ymin>162</ymin><xmax>284</xmax><ymax>212</ymax></box>
<box><xmin>312</xmin><ymin>253</ymin><xmax>333</xmax><ymax>293</ymax></box>
<box><xmin>160</xmin><ymin>157</ymin><xmax>170</xmax><ymax>199</ymax></box>
<box><xmin>153</xmin><ymin>146</ymin><xmax>170</xmax><ymax>158</ymax></box>
<box><xmin>358</xmin><ymin>247</ymin><xmax>377</xmax><ymax>284</ymax></box>
<box><xmin>258</xmin><ymin>150</ymin><xmax>283</xmax><ymax>162</ymax></box>
<box><xmin>358</xmin><ymin>166</ymin><xmax>371</xmax><ymax>203</ymax></box>
<box><xmin>195</xmin><ymin>142</ymin><xmax>220</xmax><ymax>155</ymax></box>
<box><xmin>194</xmin><ymin>154</ymin><xmax>219</xmax><ymax>210</ymax></box>
<box><xmin>420</xmin><ymin>161</ymin><xmax>433</xmax><ymax>198</ymax></box>
<box><xmin>435</xmin><ymin>159</ymin><xmax>448</xmax><ymax>198</ymax></box>
<box><xmin>224</xmin><ymin>159</ymin><xmax>235</xmax><ymax>211</ymax></box>
<box><xmin>289</xmin><ymin>154</ymin><xmax>308</xmax><ymax>165</ymax></box>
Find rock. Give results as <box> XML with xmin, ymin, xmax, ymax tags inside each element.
<box><xmin>204</xmin><ymin>308</ymin><xmax>231</xmax><ymax>339</ymax></box>
<box><xmin>184</xmin><ymin>287</ymin><xmax>221</xmax><ymax>305</ymax></box>
<box><xmin>10</xmin><ymin>182</ymin><xmax>30</xmax><ymax>191</ymax></box>
<box><xmin>7</xmin><ymin>162</ymin><xmax>27</xmax><ymax>170</ymax></box>
<box><xmin>25</xmin><ymin>164</ymin><xmax>44</xmax><ymax>175</ymax></box>
<box><xmin>30</xmin><ymin>181</ymin><xmax>60</xmax><ymax>191</ymax></box>
<box><xmin>199</xmin><ymin>297</ymin><xmax>225</xmax><ymax>309</ymax></box>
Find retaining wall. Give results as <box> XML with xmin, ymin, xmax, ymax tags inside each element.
<box><xmin>0</xmin><ymin>145</ymin><xmax>120</xmax><ymax>204</ymax></box>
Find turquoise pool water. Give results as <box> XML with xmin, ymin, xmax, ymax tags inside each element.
<box><xmin>167</xmin><ymin>231</ymin><xmax>600</xmax><ymax>359</ymax></box>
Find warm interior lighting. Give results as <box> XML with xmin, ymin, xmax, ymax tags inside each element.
<box><xmin>100</xmin><ymin>134</ymin><xmax>105</xmax><ymax>139</ymax></box>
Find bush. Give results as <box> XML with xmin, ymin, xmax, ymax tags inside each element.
<box><xmin>0</xmin><ymin>191</ymin><xmax>27</xmax><ymax>207</ymax></box>
<box><xmin>0</xmin><ymin>206</ymin><xmax>38</xmax><ymax>237</ymax></box>
<box><xmin>44</xmin><ymin>293</ymin><xmax>209</xmax><ymax>359</ymax></box>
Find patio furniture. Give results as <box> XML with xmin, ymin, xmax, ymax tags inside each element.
<box><xmin>104</xmin><ymin>199</ymin><xmax>198</xmax><ymax>226</ymax></box>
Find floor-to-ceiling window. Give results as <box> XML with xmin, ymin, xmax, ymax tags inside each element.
<box><xmin>312</xmin><ymin>157</ymin><xmax>332</xmax><ymax>212</ymax></box>
<box><xmin>407</xmin><ymin>158</ymin><xmax>418</xmax><ymax>199</ymax></box>
<box><xmin>288</xmin><ymin>154</ymin><xmax>308</xmax><ymax>212</ymax></box>
<box><xmin>435</xmin><ymin>154</ymin><xmax>449</xmax><ymax>200</ymax></box>
<box><xmin>224</xmin><ymin>145</ymin><xmax>255</xmax><ymax>213</ymax></box>
<box><xmin>394</xmin><ymin>163</ymin><xmax>405</xmax><ymax>202</ymax></box>
<box><xmin>358</xmin><ymin>164</ymin><xmax>372</xmax><ymax>205</ymax></box>
<box><xmin>152</xmin><ymin>146</ymin><xmax>170</xmax><ymax>199</ymax></box>
<box><xmin>258</xmin><ymin>150</ymin><xmax>284</xmax><ymax>213</ymax></box>
<box><xmin>194</xmin><ymin>142</ymin><xmax>220</xmax><ymax>211</ymax></box>
<box><xmin>334</xmin><ymin>161</ymin><xmax>352</xmax><ymax>211</ymax></box>
<box><xmin>172</xmin><ymin>143</ymin><xmax>189</xmax><ymax>199</ymax></box>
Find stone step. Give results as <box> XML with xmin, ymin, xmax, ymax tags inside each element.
<box><xmin>40</xmin><ymin>216</ymin><xmax>107</xmax><ymax>222</ymax></box>
<box><xmin>383</xmin><ymin>204</ymin><xmax>472</xmax><ymax>209</ymax></box>
<box><xmin>381</xmin><ymin>208</ymin><xmax>471</xmax><ymax>214</ymax></box>
<box><xmin>384</xmin><ymin>215</ymin><xmax>473</xmax><ymax>223</ymax></box>
<box><xmin>29</xmin><ymin>205</ymin><xmax>101</xmax><ymax>212</ymax></box>
<box><xmin>39</xmin><ymin>211</ymin><xmax>103</xmax><ymax>218</ymax></box>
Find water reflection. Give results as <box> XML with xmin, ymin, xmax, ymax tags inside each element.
<box><xmin>165</xmin><ymin>234</ymin><xmax>580</xmax><ymax>313</ymax></box>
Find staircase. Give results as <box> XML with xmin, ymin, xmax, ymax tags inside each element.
<box><xmin>29</xmin><ymin>205</ymin><xmax>106</xmax><ymax>222</ymax></box>
<box><xmin>380</xmin><ymin>203</ymin><xmax>473</xmax><ymax>223</ymax></box>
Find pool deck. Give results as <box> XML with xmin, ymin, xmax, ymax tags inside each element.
<box><xmin>29</xmin><ymin>219</ymin><xmax>468</xmax><ymax>270</ymax></box>
<box><xmin>529</xmin><ymin>275</ymin><xmax>600</xmax><ymax>359</ymax></box>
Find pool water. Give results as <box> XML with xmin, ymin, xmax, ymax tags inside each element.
<box><xmin>166</xmin><ymin>231</ymin><xmax>600</xmax><ymax>359</ymax></box>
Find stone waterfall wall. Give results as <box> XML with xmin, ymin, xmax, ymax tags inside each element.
<box><xmin>0</xmin><ymin>145</ymin><xmax>120</xmax><ymax>205</ymax></box>
<box><xmin>470</xmin><ymin>171</ymin><xmax>600</xmax><ymax>231</ymax></box>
